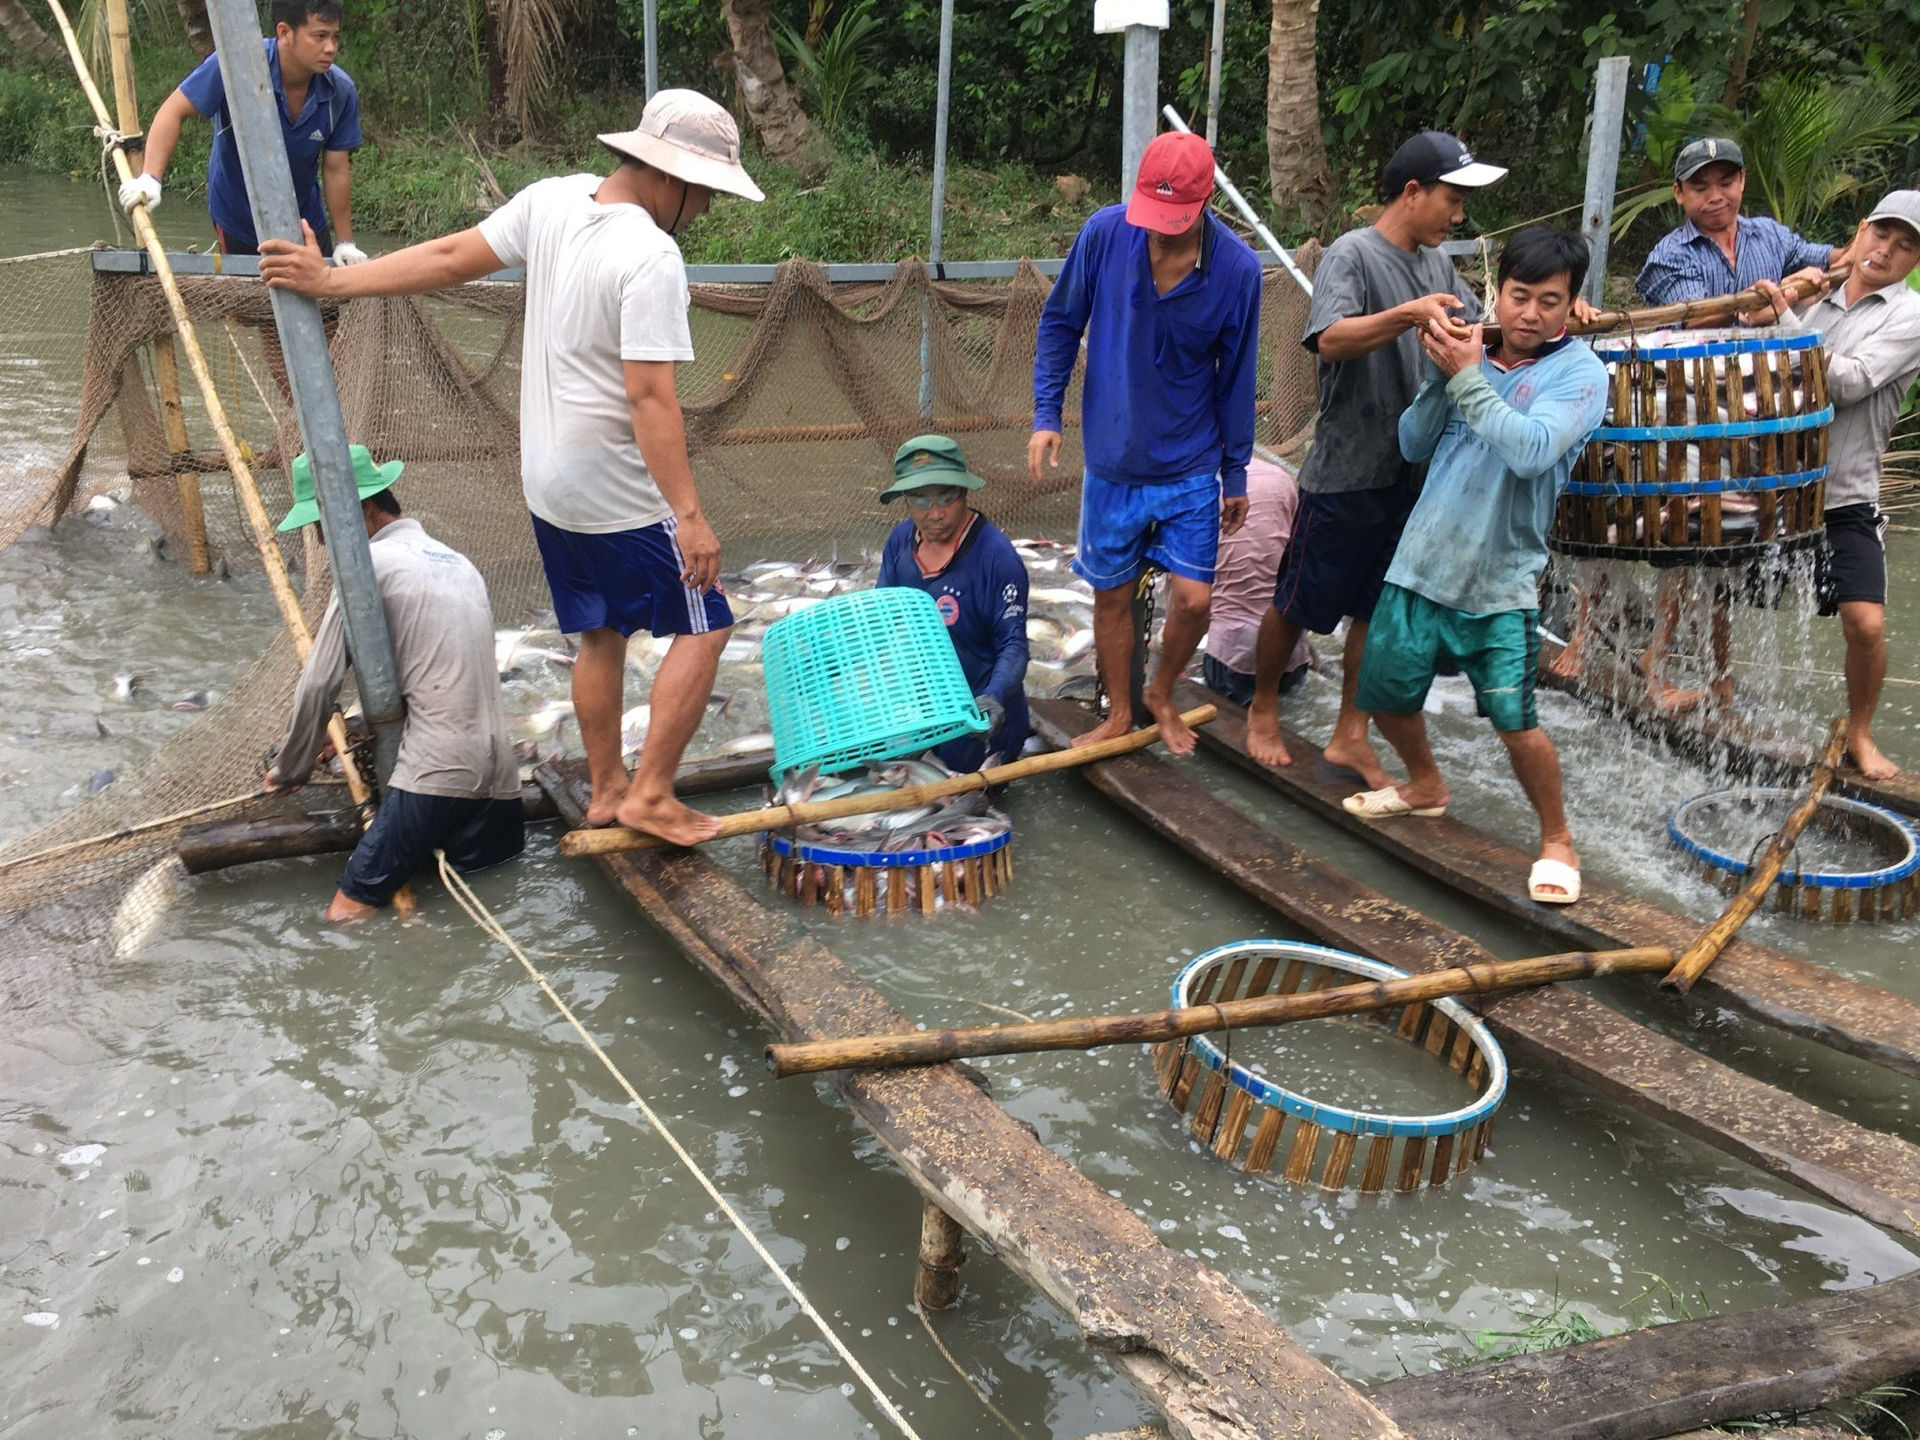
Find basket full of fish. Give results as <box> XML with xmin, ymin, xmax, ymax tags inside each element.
<box><xmin>759</xmin><ymin>756</ymin><xmax>1013</xmax><ymax>918</ymax></box>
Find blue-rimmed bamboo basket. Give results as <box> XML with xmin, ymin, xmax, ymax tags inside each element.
<box><xmin>1156</xmin><ymin>941</ymin><xmax>1508</xmax><ymax>1192</ymax></box>
<box><xmin>1552</xmin><ymin>328</ymin><xmax>1831</xmax><ymax>567</ymax></box>
<box><xmin>760</xmin><ymin>829</ymin><xmax>1013</xmax><ymax>918</ymax></box>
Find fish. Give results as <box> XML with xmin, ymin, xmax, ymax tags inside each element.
<box><xmin>89</xmin><ymin>769</ymin><xmax>116</xmax><ymax>794</ymax></box>
<box><xmin>1031</xmin><ymin>586</ymin><xmax>1093</xmax><ymax>608</ymax></box>
<box><xmin>83</xmin><ymin>494</ymin><xmax>119</xmax><ymax>526</ymax></box>
<box><xmin>1056</xmin><ymin>629</ymin><xmax>1095</xmax><ymax>663</ymax></box>
<box><xmin>620</xmin><ymin>704</ymin><xmax>651</xmax><ymax>755</ymax></box>
<box><xmin>170</xmin><ymin>691</ymin><xmax>212</xmax><ymax>712</ymax></box>
<box><xmin>110</xmin><ymin>856</ymin><xmax>189</xmax><ymax>959</ymax></box>
<box><xmin>721</xmin><ymin>636</ymin><xmax>761</xmax><ymax>664</ymax></box>
<box><xmin>712</xmin><ymin>732</ymin><xmax>774</xmax><ymax>756</ymax></box>
<box><xmin>113</xmin><ymin>673</ymin><xmax>141</xmax><ymax>701</ymax></box>
<box><xmin>49</xmin><ymin>714</ymin><xmax>109</xmax><ymax>738</ymax></box>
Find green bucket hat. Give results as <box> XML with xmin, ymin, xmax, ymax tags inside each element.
<box><xmin>879</xmin><ymin>434</ymin><xmax>987</xmax><ymax>503</ymax></box>
<box><xmin>277</xmin><ymin>445</ymin><xmax>405</xmax><ymax>532</ymax></box>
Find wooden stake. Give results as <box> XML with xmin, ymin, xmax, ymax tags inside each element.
<box><xmin>766</xmin><ymin>946</ymin><xmax>1673</xmax><ymax>1077</ymax></box>
<box><xmin>560</xmin><ymin>705</ymin><xmax>1219</xmax><ymax>857</ymax></box>
<box><xmin>913</xmin><ymin>1199</ymin><xmax>966</xmax><ymax>1311</ymax></box>
<box><xmin>1663</xmin><ymin>718</ymin><xmax>1847</xmax><ymax>993</ymax></box>
<box><xmin>154</xmin><ymin>338</ymin><xmax>212</xmax><ymax>574</ymax></box>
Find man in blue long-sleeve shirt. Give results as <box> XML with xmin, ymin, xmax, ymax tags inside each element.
<box><xmin>1029</xmin><ymin>131</ymin><xmax>1262</xmax><ymax>755</ymax></box>
<box><xmin>1346</xmin><ymin>226</ymin><xmax>1608</xmax><ymax>907</ymax></box>
<box><xmin>878</xmin><ymin>435</ymin><xmax>1030</xmax><ymax>771</ymax></box>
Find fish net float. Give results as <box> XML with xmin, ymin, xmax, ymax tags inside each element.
<box><xmin>760</xmin><ymin>828</ymin><xmax>1013</xmax><ymax>918</ymax></box>
<box><xmin>1669</xmin><ymin>787</ymin><xmax>1920</xmax><ymax>924</ymax></box>
<box><xmin>1158</xmin><ymin>941</ymin><xmax>1507</xmax><ymax>1193</ymax></box>
<box><xmin>1551</xmin><ymin>328</ymin><xmax>1831</xmax><ymax>567</ymax></box>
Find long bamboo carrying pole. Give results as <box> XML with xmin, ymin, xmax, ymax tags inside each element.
<box><xmin>1662</xmin><ymin>718</ymin><xmax>1848</xmax><ymax>994</ymax></box>
<box><xmin>767</xmin><ymin>946</ymin><xmax>1675</xmax><ymax>1077</ymax></box>
<box><xmin>1477</xmin><ymin>265</ymin><xmax>1852</xmax><ymax>347</ymax></box>
<box><xmin>50</xmin><ymin>0</ymin><xmax>412</xmax><ymax>918</ymax></box>
<box><xmin>559</xmin><ymin>705</ymin><xmax>1218</xmax><ymax>858</ymax></box>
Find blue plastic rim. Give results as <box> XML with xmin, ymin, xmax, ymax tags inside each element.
<box><xmin>766</xmin><ymin>828</ymin><xmax>1010</xmax><ymax>869</ymax></box>
<box><xmin>1564</xmin><ymin>464</ymin><xmax>1828</xmax><ymax>498</ymax></box>
<box><xmin>1170</xmin><ymin>940</ymin><xmax>1508</xmax><ymax>1141</ymax></box>
<box><xmin>1587</xmin><ymin>328</ymin><xmax>1824</xmax><ymax>365</ymax></box>
<box><xmin>1668</xmin><ymin>788</ymin><xmax>1920</xmax><ymax>891</ymax></box>
<box><xmin>762</xmin><ymin>588</ymin><xmax>988</xmax><ymax>780</ymax></box>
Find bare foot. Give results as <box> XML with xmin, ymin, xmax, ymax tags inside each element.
<box><xmin>586</xmin><ymin>774</ymin><xmax>630</xmax><ymax>828</ymax></box>
<box><xmin>614</xmin><ymin>789</ymin><xmax>724</xmax><ymax>847</ymax></box>
<box><xmin>1072</xmin><ymin>711</ymin><xmax>1134</xmax><ymax>748</ymax></box>
<box><xmin>1545</xmin><ymin>644</ymin><xmax>1584</xmax><ymax>680</ymax></box>
<box><xmin>1322</xmin><ymin>734</ymin><xmax>1392</xmax><ymax>791</ymax></box>
<box><xmin>1646</xmin><ymin>681</ymin><xmax>1705</xmax><ymax>717</ymax></box>
<box><xmin>1245</xmin><ymin>698</ymin><xmax>1291</xmax><ymax>768</ymax></box>
<box><xmin>1143</xmin><ymin>689</ymin><xmax>1196</xmax><ymax>757</ymax></box>
<box><xmin>1846</xmin><ymin>733</ymin><xmax>1899</xmax><ymax>782</ymax></box>
<box><xmin>325</xmin><ymin>889</ymin><xmax>380</xmax><ymax>923</ymax></box>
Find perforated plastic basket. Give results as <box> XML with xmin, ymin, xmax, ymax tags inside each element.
<box><xmin>763</xmin><ymin>589</ymin><xmax>988</xmax><ymax>779</ymax></box>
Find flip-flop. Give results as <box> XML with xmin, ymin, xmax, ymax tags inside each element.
<box><xmin>1341</xmin><ymin>787</ymin><xmax>1447</xmax><ymax>819</ymax></box>
<box><xmin>1528</xmin><ymin>857</ymin><xmax>1582</xmax><ymax>906</ymax></box>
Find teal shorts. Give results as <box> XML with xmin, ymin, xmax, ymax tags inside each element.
<box><xmin>1355</xmin><ymin>584</ymin><xmax>1540</xmax><ymax>733</ymax></box>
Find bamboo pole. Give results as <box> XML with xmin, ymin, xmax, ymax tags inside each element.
<box><xmin>1484</xmin><ymin>265</ymin><xmax>1850</xmax><ymax>346</ymax></box>
<box><xmin>560</xmin><ymin>705</ymin><xmax>1220</xmax><ymax>858</ymax></box>
<box><xmin>0</xmin><ymin>789</ymin><xmax>269</xmax><ymax>874</ymax></box>
<box><xmin>151</xmin><ymin>338</ymin><xmax>213</xmax><ymax>574</ymax></box>
<box><xmin>1662</xmin><ymin>718</ymin><xmax>1848</xmax><ymax>994</ymax></box>
<box><xmin>765</xmin><ymin>946</ymin><xmax>1674</xmax><ymax>1077</ymax></box>
<box><xmin>47</xmin><ymin>0</ymin><xmax>411</xmax><ymax>918</ymax></box>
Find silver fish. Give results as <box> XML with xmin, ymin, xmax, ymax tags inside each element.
<box><xmin>111</xmin><ymin>856</ymin><xmax>188</xmax><ymax>959</ymax></box>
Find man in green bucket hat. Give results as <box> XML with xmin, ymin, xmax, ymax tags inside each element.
<box><xmin>876</xmin><ymin>435</ymin><xmax>1030</xmax><ymax>769</ymax></box>
<box><xmin>264</xmin><ymin>445</ymin><xmax>525</xmax><ymax>920</ymax></box>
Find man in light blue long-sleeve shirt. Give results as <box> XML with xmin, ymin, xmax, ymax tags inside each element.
<box><xmin>1346</xmin><ymin>227</ymin><xmax>1608</xmax><ymax>906</ymax></box>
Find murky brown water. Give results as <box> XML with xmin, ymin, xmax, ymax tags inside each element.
<box><xmin>3</xmin><ymin>168</ymin><xmax>1916</xmax><ymax>1439</ymax></box>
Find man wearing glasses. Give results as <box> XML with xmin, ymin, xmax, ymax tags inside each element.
<box><xmin>877</xmin><ymin>435</ymin><xmax>1031</xmax><ymax>770</ymax></box>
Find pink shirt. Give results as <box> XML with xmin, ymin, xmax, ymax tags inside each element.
<box><xmin>1205</xmin><ymin>456</ymin><xmax>1314</xmax><ymax>675</ymax></box>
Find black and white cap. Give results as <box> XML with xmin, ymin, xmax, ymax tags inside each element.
<box><xmin>1381</xmin><ymin>130</ymin><xmax>1508</xmax><ymax>197</ymax></box>
<box><xmin>1674</xmin><ymin>137</ymin><xmax>1744</xmax><ymax>182</ymax></box>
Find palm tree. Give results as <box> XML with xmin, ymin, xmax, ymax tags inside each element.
<box><xmin>487</xmin><ymin>0</ymin><xmax>582</xmax><ymax>135</ymax></box>
<box><xmin>722</xmin><ymin>0</ymin><xmax>833</xmax><ymax>178</ymax></box>
<box><xmin>0</xmin><ymin>0</ymin><xmax>62</xmax><ymax>64</ymax></box>
<box><xmin>1266</xmin><ymin>0</ymin><xmax>1335</xmax><ymax>233</ymax></box>
<box><xmin>175</xmin><ymin>0</ymin><xmax>211</xmax><ymax>58</ymax></box>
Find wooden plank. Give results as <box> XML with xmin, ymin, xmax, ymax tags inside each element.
<box><xmin>1371</xmin><ymin>1271</ymin><xmax>1920</xmax><ymax>1440</ymax></box>
<box><xmin>1172</xmin><ymin>681</ymin><xmax>1920</xmax><ymax>1082</ymax></box>
<box><xmin>1030</xmin><ymin>700</ymin><xmax>1920</xmax><ymax>1236</ymax></box>
<box><xmin>536</xmin><ymin>761</ymin><xmax>1412</xmax><ymax>1440</ymax></box>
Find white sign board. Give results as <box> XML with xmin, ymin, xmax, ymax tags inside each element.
<box><xmin>1093</xmin><ymin>0</ymin><xmax>1169</xmax><ymax>33</ymax></box>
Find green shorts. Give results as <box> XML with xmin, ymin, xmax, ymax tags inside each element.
<box><xmin>1355</xmin><ymin>584</ymin><xmax>1540</xmax><ymax>733</ymax></box>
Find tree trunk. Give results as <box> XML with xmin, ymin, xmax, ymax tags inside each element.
<box><xmin>721</xmin><ymin>0</ymin><xmax>834</xmax><ymax>179</ymax></box>
<box><xmin>1266</xmin><ymin>0</ymin><xmax>1337</xmax><ymax>233</ymax></box>
<box><xmin>174</xmin><ymin>0</ymin><xmax>213</xmax><ymax>58</ymax></box>
<box><xmin>0</xmin><ymin>0</ymin><xmax>62</xmax><ymax>64</ymax></box>
<box><xmin>1722</xmin><ymin>0</ymin><xmax>1764</xmax><ymax>106</ymax></box>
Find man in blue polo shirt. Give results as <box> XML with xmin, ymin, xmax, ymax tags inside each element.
<box><xmin>120</xmin><ymin>0</ymin><xmax>366</xmax><ymax>262</ymax></box>
<box><xmin>1030</xmin><ymin>129</ymin><xmax>1261</xmax><ymax>757</ymax></box>
<box><xmin>877</xmin><ymin>435</ymin><xmax>1030</xmax><ymax>771</ymax></box>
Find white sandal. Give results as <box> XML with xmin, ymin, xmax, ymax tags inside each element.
<box><xmin>1341</xmin><ymin>786</ymin><xmax>1447</xmax><ymax>819</ymax></box>
<box><xmin>1528</xmin><ymin>857</ymin><xmax>1582</xmax><ymax>906</ymax></box>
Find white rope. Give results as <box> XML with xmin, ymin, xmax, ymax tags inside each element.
<box><xmin>433</xmin><ymin>851</ymin><xmax>926</xmax><ymax>1440</ymax></box>
<box><xmin>0</xmin><ymin>246</ymin><xmax>99</xmax><ymax>265</ymax></box>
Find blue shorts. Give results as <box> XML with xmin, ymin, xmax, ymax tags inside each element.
<box><xmin>338</xmin><ymin>789</ymin><xmax>526</xmax><ymax>908</ymax></box>
<box><xmin>1071</xmin><ymin>472</ymin><xmax>1221</xmax><ymax>590</ymax></box>
<box><xmin>531</xmin><ymin>513</ymin><xmax>734</xmax><ymax>639</ymax></box>
<box><xmin>1271</xmin><ymin>480</ymin><xmax>1420</xmax><ymax>633</ymax></box>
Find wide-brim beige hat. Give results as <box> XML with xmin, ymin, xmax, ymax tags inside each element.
<box><xmin>600</xmin><ymin>88</ymin><xmax>765</xmax><ymax>203</ymax></box>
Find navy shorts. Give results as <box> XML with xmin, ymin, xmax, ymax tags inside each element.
<box><xmin>1201</xmin><ymin>653</ymin><xmax>1308</xmax><ymax>707</ymax></box>
<box><xmin>338</xmin><ymin>789</ymin><xmax>526</xmax><ymax>908</ymax></box>
<box><xmin>1271</xmin><ymin>480</ymin><xmax>1421</xmax><ymax>633</ymax></box>
<box><xmin>531</xmin><ymin>513</ymin><xmax>734</xmax><ymax>638</ymax></box>
<box><xmin>1817</xmin><ymin>503</ymin><xmax>1887</xmax><ymax>614</ymax></box>
<box><xmin>1072</xmin><ymin>471</ymin><xmax>1221</xmax><ymax>590</ymax></box>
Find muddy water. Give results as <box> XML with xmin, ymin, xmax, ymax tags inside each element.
<box><xmin>3</xmin><ymin>171</ymin><xmax>1918</xmax><ymax>1439</ymax></box>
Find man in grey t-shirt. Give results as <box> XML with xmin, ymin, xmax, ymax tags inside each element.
<box><xmin>1246</xmin><ymin>131</ymin><xmax>1503</xmax><ymax>778</ymax></box>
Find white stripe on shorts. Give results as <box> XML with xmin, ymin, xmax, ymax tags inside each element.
<box><xmin>663</xmin><ymin>515</ymin><xmax>709</xmax><ymax>635</ymax></box>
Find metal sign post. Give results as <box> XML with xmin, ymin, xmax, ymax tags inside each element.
<box><xmin>204</xmin><ymin>0</ymin><xmax>406</xmax><ymax>785</ymax></box>
<box><xmin>1097</xmin><ymin>0</ymin><xmax>1168</xmax><ymax>195</ymax></box>
<box><xmin>1580</xmin><ymin>56</ymin><xmax>1632</xmax><ymax>308</ymax></box>
<box><xmin>920</xmin><ymin>0</ymin><xmax>957</xmax><ymax>420</ymax></box>
<box><xmin>643</xmin><ymin>0</ymin><xmax>659</xmax><ymax>99</ymax></box>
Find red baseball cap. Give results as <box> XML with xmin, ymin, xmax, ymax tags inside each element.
<box><xmin>1127</xmin><ymin>131</ymin><xmax>1215</xmax><ymax>234</ymax></box>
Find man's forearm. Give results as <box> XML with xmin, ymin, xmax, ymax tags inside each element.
<box><xmin>1315</xmin><ymin>310</ymin><xmax>1412</xmax><ymax>363</ymax></box>
<box><xmin>324</xmin><ymin>157</ymin><xmax>353</xmax><ymax>242</ymax></box>
<box><xmin>317</xmin><ymin>231</ymin><xmax>495</xmax><ymax>296</ymax></box>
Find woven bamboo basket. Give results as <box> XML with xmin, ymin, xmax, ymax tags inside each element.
<box><xmin>760</xmin><ymin>830</ymin><xmax>1013</xmax><ymax>918</ymax></box>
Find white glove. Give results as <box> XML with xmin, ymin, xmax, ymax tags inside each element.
<box><xmin>332</xmin><ymin>241</ymin><xmax>369</xmax><ymax>265</ymax></box>
<box><xmin>118</xmin><ymin>173</ymin><xmax>162</xmax><ymax>214</ymax></box>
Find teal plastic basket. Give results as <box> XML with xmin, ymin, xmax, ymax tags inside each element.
<box><xmin>762</xmin><ymin>589</ymin><xmax>989</xmax><ymax>779</ymax></box>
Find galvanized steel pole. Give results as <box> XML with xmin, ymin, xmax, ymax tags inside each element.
<box><xmin>204</xmin><ymin>0</ymin><xmax>406</xmax><ymax>785</ymax></box>
<box><xmin>1204</xmin><ymin>0</ymin><xmax>1226</xmax><ymax>149</ymax></box>
<box><xmin>643</xmin><ymin>0</ymin><xmax>659</xmax><ymax>99</ymax></box>
<box><xmin>1579</xmin><ymin>56</ymin><xmax>1631</xmax><ymax>308</ymax></box>
<box><xmin>919</xmin><ymin>0</ymin><xmax>956</xmax><ymax>420</ymax></box>
<box><xmin>1162</xmin><ymin>103</ymin><xmax>1313</xmax><ymax>296</ymax></box>
<box><xmin>1120</xmin><ymin>24</ymin><xmax>1160</xmax><ymax>196</ymax></box>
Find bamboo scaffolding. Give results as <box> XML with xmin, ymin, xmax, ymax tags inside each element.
<box><xmin>1663</xmin><ymin>718</ymin><xmax>1849</xmax><ymax>993</ymax></box>
<box><xmin>50</xmin><ymin>0</ymin><xmax>411</xmax><ymax>916</ymax></box>
<box><xmin>765</xmin><ymin>945</ymin><xmax>1674</xmax><ymax>1077</ymax></box>
<box><xmin>560</xmin><ymin>705</ymin><xmax>1219</xmax><ymax>857</ymax></box>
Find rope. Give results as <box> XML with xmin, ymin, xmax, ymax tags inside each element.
<box><xmin>913</xmin><ymin>1303</ymin><xmax>1026</xmax><ymax>1439</ymax></box>
<box><xmin>433</xmin><ymin>851</ymin><xmax>926</xmax><ymax>1440</ymax></box>
<box><xmin>0</xmin><ymin>246</ymin><xmax>99</xmax><ymax>265</ymax></box>
<box><xmin>93</xmin><ymin>124</ymin><xmax>134</xmax><ymax>248</ymax></box>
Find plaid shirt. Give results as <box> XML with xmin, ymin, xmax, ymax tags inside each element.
<box><xmin>1635</xmin><ymin>216</ymin><xmax>1834</xmax><ymax>306</ymax></box>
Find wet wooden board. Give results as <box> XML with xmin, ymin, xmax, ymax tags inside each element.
<box><xmin>1171</xmin><ymin>681</ymin><xmax>1920</xmax><ymax>1082</ymax></box>
<box><xmin>1372</xmin><ymin>1270</ymin><xmax>1920</xmax><ymax>1440</ymax></box>
<box><xmin>1030</xmin><ymin>701</ymin><xmax>1920</xmax><ymax>1236</ymax></box>
<box><xmin>1537</xmin><ymin>638</ymin><xmax>1920</xmax><ymax>819</ymax></box>
<box><xmin>536</xmin><ymin>761</ymin><xmax>1411</xmax><ymax>1440</ymax></box>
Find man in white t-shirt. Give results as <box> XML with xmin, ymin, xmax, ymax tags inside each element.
<box><xmin>261</xmin><ymin>89</ymin><xmax>763</xmax><ymax>846</ymax></box>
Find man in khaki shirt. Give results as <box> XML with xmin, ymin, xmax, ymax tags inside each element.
<box><xmin>1747</xmin><ymin>190</ymin><xmax>1920</xmax><ymax>779</ymax></box>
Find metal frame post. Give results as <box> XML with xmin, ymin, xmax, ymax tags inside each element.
<box><xmin>643</xmin><ymin>0</ymin><xmax>659</xmax><ymax>99</ymax></box>
<box><xmin>1580</xmin><ymin>56</ymin><xmax>1631</xmax><ymax>308</ymax></box>
<box><xmin>204</xmin><ymin>0</ymin><xmax>407</xmax><ymax>785</ymax></box>
<box><xmin>1097</xmin><ymin>0</ymin><xmax>1169</xmax><ymax>194</ymax></box>
<box><xmin>919</xmin><ymin>0</ymin><xmax>956</xmax><ymax>420</ymax></box>
<box><xmin>1161</xmin><ymin>104</ymin><xmax>1312</xmax><ymax>296</ymax></box>
<box><xmin>1205</xmin><ymin>0</ymin><xmax>1226</xmax><ymax>149</ymax></box>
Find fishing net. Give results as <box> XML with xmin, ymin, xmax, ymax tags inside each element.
<box><xmin>0</xmin><ymin>238</ymin><xmax>1320</xmax><ymax>962</ymax></box>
